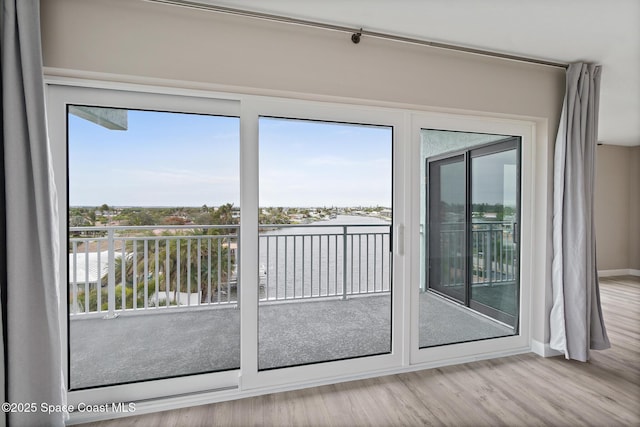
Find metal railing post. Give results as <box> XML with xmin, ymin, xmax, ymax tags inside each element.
<box><xmin>105</xmin><ymin>227</ymin><xmax>118</xmax><ymax>319</ymax></box>
<box><xmin>236</xmin><ymin>228</ymin><xmax>240</xmax><ymax>309</ymax></box>
<box><xmin>486</xmin><ymin>224</ymin><xmax>493</xmax><ymax>285</ymax></box>
<box><xmin>342</xmin><ymin>225</ymin><xmax>348</xmax><ymax>300</ymax></box>
<box><xmin>71</xmin><ymin>242</ymin><xmax>79</xmax><ymax>315</ymax></box>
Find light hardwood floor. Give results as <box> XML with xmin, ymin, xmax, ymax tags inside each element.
<box><xmin>81</xmin><ymin>276</ymin><xmax>640</xmax><ymax>427</ymax></box>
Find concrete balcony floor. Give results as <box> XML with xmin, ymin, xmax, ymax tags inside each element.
<box><xmin>70</xmin><ymin>293</ymin><xmax>513</xmax><ymax>389</ymax></box>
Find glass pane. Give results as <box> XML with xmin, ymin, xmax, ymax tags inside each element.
<box><xmin>68</xmin><ymin>106</ymin><xmax>240</xmax><ymax>389</ymax></box>
<box><xmin>419</xmin><ymin>129</ymin><xmax>519</xmax><ymax>348</ymax></box>
<box><xmin>470</xmin><ymin>148</ymin><xmax>519</xmax><ymax>326</ymax></box>
<box><xmin>258</xmin><ymin>117</ymin><xmax>392</xmax><ymax>370</ymax></box>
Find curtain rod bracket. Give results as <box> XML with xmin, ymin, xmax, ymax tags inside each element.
<box><xmin>351</xmin><ymin>29</ymin><xmax>362</xmax><ymax>44</ymax></box>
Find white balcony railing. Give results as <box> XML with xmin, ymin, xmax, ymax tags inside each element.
<box><xmin>69</xmin><ymin>225</ymin><xmax>239</xmax><ymax>317</ymax></box>
<box><xmin>68</xmin><ymin>223</ymin><xmax>392</xmax><ymax>317</ymax></box>
<box><xmin>259</xmin><ymin>224</ymin><xmax>391</xmax><ymax>301</ymax></box>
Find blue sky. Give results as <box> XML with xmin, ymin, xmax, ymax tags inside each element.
<box><xmin>68</xmin><ymin>109</ymin><xmax>392</xmax><ymax>207</ymax></box>
<box><xmin>69</xmin><ymin>110</ymin><xmax>240</xmax><ymax>207</ymax></box>
<box><xmin>259</xmin><ymin>117</ymin><xmax>392</xmax><ymax>207</ymax></box>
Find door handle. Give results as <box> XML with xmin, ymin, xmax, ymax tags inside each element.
<box><xmin>396</xmin><ymin>224</ymin><xmax>404</xmax><ymax>255</ymax></box>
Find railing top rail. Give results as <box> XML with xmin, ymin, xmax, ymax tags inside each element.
<box><xmin>259</xmin><ymin>223</ymin><xmax>391</xmax><ymax>229</ymax></box>
<box><xmin>71</xmin><ymin>223</ymin><xmax>390</xmax><ymax>233</ymax></box>
<box><xmin>438</xmin><ymin>221</ymin><xmax>515</xmax><ymax>228</ymax></box>
<box><xmin>69</xmin><ymin>233</ymin><xmax>239</xmax><ymax>242</ymax></box>
<box><xmin>70</xmin><ymin>224</ymin><xmax>239</xmax><ymax>232</ymax></box>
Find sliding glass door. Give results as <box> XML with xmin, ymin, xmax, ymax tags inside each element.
<box><xmin>66</xmin><ymin>101</ymin><xmax>241</xmax><ymax>389</ymax></box>
<box><xmin>257</xmin><ymin>117</ymin><xmax>393</xmax><ymax>370</ymax></box>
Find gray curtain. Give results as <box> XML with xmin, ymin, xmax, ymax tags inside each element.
<box><xmin>550</xmin><ymin>63</ymin><xmax>610</xmax><ymax>362</ymax></box>
<box><xmin>1</xmin><ymin>0</ymin><xmax>65</xmax><ymax>425</ymax></box>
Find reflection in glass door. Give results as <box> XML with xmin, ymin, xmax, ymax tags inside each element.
<box><xmin>420</xmin><ymin>129</ymin><xmax>520</xmax><ymax>348</ymax></box>
<box><xmin>427</xmin><ymin>155</ymin><xmax>466</xmax><ymax>303</ymax></box>
<box><xmin>469</xmin><ymin>141</ymin><xmax>520</xmax><ymax>327</ymax></box>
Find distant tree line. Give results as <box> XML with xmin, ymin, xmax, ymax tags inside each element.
<box><xmin>69</xmin><ymin>203</ymin><xmax>239</xmax><ymax>227</ymax></box>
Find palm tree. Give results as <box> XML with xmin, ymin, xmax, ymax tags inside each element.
<box><xmin>99</xmin><ymin>229</ymin><xmax>235</xmax><ymax>307</ymax></box>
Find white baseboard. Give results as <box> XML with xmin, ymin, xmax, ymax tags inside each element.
<box><xmin>531</xmin><ymin>339</ymin><xmax>564</xmax><ymax>358</ymax></box>
<box><xmin>598</xmin><ymin>269</ymin><xmax>640</xmax><ymax>277</ymax></box>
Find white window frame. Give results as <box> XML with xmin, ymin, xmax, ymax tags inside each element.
<box><xmin>238</xmin><ymin>96</ymin><xmax>406</xmax><ymax>391</ymax></box>
<box><xmin>46</xmin><ymin>79</ymin><xmax>547</xmax><ymax>422</ymax></box>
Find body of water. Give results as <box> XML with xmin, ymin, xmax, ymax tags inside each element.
<box><xmin>259</xmin><ymin>215</ymin><xmax>392</xmax><ymax>300</ymax></box>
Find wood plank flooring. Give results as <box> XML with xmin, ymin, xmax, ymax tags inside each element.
<box><xmin>80</xmin><ymin>276</ymin><xmax>640</xmax><ymax>427</ymax></box>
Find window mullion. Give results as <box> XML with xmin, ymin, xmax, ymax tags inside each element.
<box><xmin>238</xmin><ymin>100</ymin><xmax>260</xmax><ymax>386</ymax></box>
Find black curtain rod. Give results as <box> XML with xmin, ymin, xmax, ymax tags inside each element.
<box><xmin>145</xmin><ymin>0</ymin><xmax>569</xmax><ymax>69</ymax></box>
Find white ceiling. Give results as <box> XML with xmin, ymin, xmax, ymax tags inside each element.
<box><xmin>202</xmin><ymin>0</ymin><xmax>640</xmax><ymax>146</ymax></box>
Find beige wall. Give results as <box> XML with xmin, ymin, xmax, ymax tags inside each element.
<box><xmin>595</xmin><ymin>145</ymin><xmax>639</xmax><ymax>271</ymax></box>
<box><xmin>40</xmin><ymin>0</ymin><xmax>564</xmax><ymax>126</ymax></box>
<box><xmin>40</xmin><ymin>0</ymin><xmax>565</xmax><ymax>345</ymax></box>
<box><xmin>629</xmin><ymin>147</ymin><xmax>640</xmax><ymax>270</ymax></box>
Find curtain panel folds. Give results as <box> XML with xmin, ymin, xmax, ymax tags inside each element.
<box><xmin>1</xmin><ymin>0</ymin><xmax>65</xmax><ymax>425</ymax></box>
<box><xmin>550</xmin><ymin>62</ymin><xmax>610</xmax><ymax>362</ymax></box>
